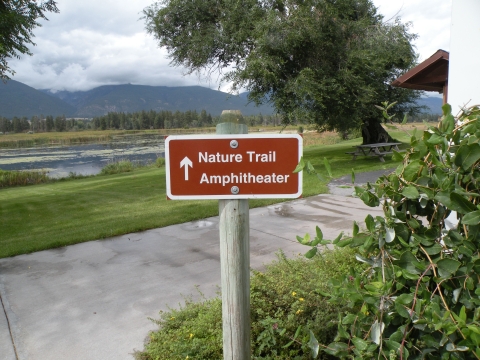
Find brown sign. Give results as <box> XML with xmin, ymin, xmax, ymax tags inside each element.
<box><xmin>165</xmin><ymin>134</ymin><xmax>303</xmax><ymax>199</ymax></box>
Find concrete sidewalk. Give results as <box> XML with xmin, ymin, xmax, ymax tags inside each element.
<box><xmin>0</xmin><ymin>194</ymin><xmax>383</xmax><ymax>360</ymax></box>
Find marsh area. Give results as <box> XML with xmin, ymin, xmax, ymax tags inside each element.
<box><xmin>0</xmin><ymin>133</ymin><xmax>165</xmax><ymax>178</ymax></box>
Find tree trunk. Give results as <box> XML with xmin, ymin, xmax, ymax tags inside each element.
<box><xmin>361</xmin><ymin>118</ymin><xmax>393</xmax><ymax>145</ymax></box>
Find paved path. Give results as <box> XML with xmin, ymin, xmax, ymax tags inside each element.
<box><xmin>0</xmin><ymin>191</ymin><xmax>384</xmax><ymax>360</ymax></box>
<box><xmin>328</xmin><ymin>168</ymin><xmax>394</xmax><ymax>196</ymax></box>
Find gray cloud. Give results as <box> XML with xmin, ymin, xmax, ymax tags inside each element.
<box><xmin>374</xmin><ymin>0</ymin><xmax>451</xmax><ymax>61</ymax></box>
<box><xmin>9</xmin><ymin>0</ymin><xmax>452</xmax><ymax>93</ymax></box>
<box><xmin>9</xmin><ymin>0</ymin><xmax>215</xmax><ymax>92</ymax></box>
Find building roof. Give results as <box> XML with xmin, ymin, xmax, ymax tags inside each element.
<box><xmin>392</xmin><ymin>50</ymin><xmax>449</xmax><ymax>93</ymax></box>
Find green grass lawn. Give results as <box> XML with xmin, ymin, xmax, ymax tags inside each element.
<box><xmin>0</xmin><ymin>135</ymin><xmax>408</xmax><ymax>258</ymax></box>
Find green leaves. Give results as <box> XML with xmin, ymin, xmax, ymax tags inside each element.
<box><xmin>304</xmin><ymin>247</ymin><xmax>318</xmax><ymax>259</ymax></box>
<box><xmin>365</xmin><ymin>214</ymin><xmax>375</xmax><ymax>232</ymax></box>
<box><xmin>436</xmin><ymin>259</ymin><xmax>461</xmax><ymax>278</ymax></box>
<box><xmin>296</xmin><ymin>233</ymin><xmax>310</xmax><ymax>245</ymax></box>
<box><xmin>450</xmin><ymin>192</ymin><xmax>477</xmax><ymax>213</ymax></box>
<box><xmin>401</xmin><ymin>160</ymin><xmax>424</xmax><ymax>182</ymax></box>
<box><xmin>401</xmin><ymin>185</ymin><xmax>419</xmax><ymax>199</ymax></box>
<box><xmin>454</xmin><ymin>143</ymin><xmax>480</xmax><ymax>171</ymax></box>
<box><xmin>323</xmin><ymin>157</ymin><xmax>332</xmax><ymax>178</ymax></box>
<box><xmin>324</xmin><ymin>342</ymin><xmax>349</xmax><ymax>357</ymax></box>
<box><xmin>351</xmin><ymin>337</ymin><xmax>369</xmax><ymax>352</ymax></box>
<box><xmin>439</xmin><ymin>112</ymin><xmax>455</xmax><ymax>134</ymax></box>
<box><xmin>297</xmin><ymin>226</ymin><xmax>331</xmax><ymax>258</ymax></box>
<box><xmin>297</xmin><ymin>105</ymin><xmax>480</xmax><ymax>359</ymax></box>
<box><xmin>427</xmin><ymin>133</ymin><xmax>446</xmax><ymax>145</ymax></box>
<box><xmin>442</xmin><ymin>103</ymin><xmax>452</xmax><ymax>117</ymax></box>
<box><xmin>293</xmin><ymin>157</ymin><xmax>305</xmax><ymax>173</ymax></box>
<box><xmin>462</xmin><ymin>210</ymin><xmax>480</xmax><ymax>225</ymax></box>
<box><xmin>396</xmin><ymin>251</ymin><xmax>422</xmax><ymax>274</ymax></box>
<box><xmin>355</xmin><ymin>186</ymin><xmax>379</xmax><ymax>207</ymax></box>
<box><xmin>435</xmin><ymin>191</ymin><xmax>476</xmax><ymax>214</ymax></box>
<box><xmin>396</xmin><ymin>293</ymin><xmax>414</xmax><ymax>305</ymax></box>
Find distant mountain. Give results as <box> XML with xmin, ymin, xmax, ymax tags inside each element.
<box><xmin>239</xmin><ymin>92</ymin><xmax>249</xmax><ymax>99</ymax></box>
<box><xmin>416</xmin><ymin>96</ymin><xmax>443</xmax><ymax>114</ymax></box>
<box><xmin>41</xmin><ymin>84</ymin><xmax>275</xmax><ymax>118</ymax></box>
<box><xmin>0</xmin><ymin>80</ymin><xmax>76</xmax><ymax>119</ymax></box>
<box><xmin>0</xmin><ymin>81</ymin><xmax>274</xmax><ymax>119</ymax></box>
<box><xmin>1</xmin><ymin>79</ymin><xmax>444</xmax><ymax>119</ymax></box>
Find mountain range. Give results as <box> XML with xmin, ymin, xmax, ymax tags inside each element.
<box><xmin>0</xmin><ymin>79</ymin><xmax>443</xmax><ymax>119</ymax></box>
<box><xmin>0</xmin><ymin>80</ymin><xmax>275</xmax><ymax>119</ymax></box>
<box><xmin>416</xmin><ymin>96</ymin><xmax>443</xmax><ymax>115</ymax></box>
<box><xmin>0</xmin><ymin>80</ymin><xmax>77</xmax><ymax>119</ymax></box>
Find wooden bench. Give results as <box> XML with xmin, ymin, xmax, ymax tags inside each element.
<box><xmin>347</xmin><ymin>143</ymin><xmax>401</xmax><ymax>162</ymax></box>
<box><xmin>369</xmin><ymin>151</ymin><xmax>392</xmax><ymax>162</ymax></box>
<box><xmin>345</xmin><ymin>151</ymin><xmax>359</xmax><ymax>160</ymax></box>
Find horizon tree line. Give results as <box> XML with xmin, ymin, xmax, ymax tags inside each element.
<box><xmin>0</xmin><ymin>109</ymin><xmax>438</xmax><ymax>134</ymax></box>
<box><xmin>0</xmin><ymin>115</ymin><xmax>90</xmax><ymax>133</ymax></box>
<box><xmin>0</xmin><ymin>109</ymin><xmax>291</xmax><ymax>133</ymax></box>
<box><xmin>91</xmin><ymin>110</ymin><xmax>289</xmax><ymax>130</ymax></box>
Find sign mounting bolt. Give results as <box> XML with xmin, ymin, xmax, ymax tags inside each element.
<box><xmin>230</xmin><ymin>140</ymin><xmax>238</xmax><ymax>149</ymax></box>
<box><xmin>231</xmin><ymin>186</ymin><xmax>239</xmax><ymax>195</ymax></box>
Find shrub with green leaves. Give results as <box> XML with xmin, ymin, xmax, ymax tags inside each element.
<box><xmin>135</xmin><ymin>297</ymin><xmax>223</xmax><ymax>360</ymax></box>
<box><xmin>135</xmin><ymin>248</ymin><xmax>360</xmax><ymax>359</ymax></box>
<box><xmin>299</xmin><ymin>104</ymin><xmax>480</xmax><ymax>359</ymax></box>
<box><xmin>250</xmin><ymin>249</ymin><xmax>363</xmax><ymax>359</ymax></box>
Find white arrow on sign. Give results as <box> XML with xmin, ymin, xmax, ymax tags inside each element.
<box><xmin>180</xmin><ymin>156</ymin><xmax>193</xmax><ymax>181</ymax></box>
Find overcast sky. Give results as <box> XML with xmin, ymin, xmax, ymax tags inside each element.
<box><xmin>8</xmin><ymin>0</ymin><xmax>452</xmax><ymax>93</ymax></box>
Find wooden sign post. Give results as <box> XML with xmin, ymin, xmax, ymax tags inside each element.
<box><xmin>164</xmin><ymin>111</ymin><xmax>302</xmax><ymax>359</ymax></box>
<box><xmin>217</xmin><ymin>116</ymin><xmax>250</xmax><ymax>359</ymax></box>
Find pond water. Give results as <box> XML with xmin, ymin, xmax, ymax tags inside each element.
<box><xmin>0</xmin><ymin>134</ymin><xmax>165</xmax><ymax>178</ymax></box>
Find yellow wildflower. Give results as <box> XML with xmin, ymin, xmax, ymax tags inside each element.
<box><xmin>296</xmin><ymin>309</ymin><xmax>303</xmax><ymax>315</ymax></box>
<box><xmin>189</xmin><ymin>333</ymin><xmax>194</xmax><ymax>339</ymax></box>
<box><xmin>299</xmin><ymin>298</ymin><xmax>304</xmax><ymax>301</ymax></box>
<box><xmin>292</xmin><ymin>291</ymin><xmax>297</xmax><ymax>296</ymax></box>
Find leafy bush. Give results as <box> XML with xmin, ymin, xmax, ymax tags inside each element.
<box><xmin>253</xmin><ymin>248</ymin><xmax>368</xmax><ymax>360</ymax></box>
<box><xmin>135</xmin><ymin>297</ymin><xmax>223</xmax><ymax>360</ymax></box>
<box><xmin>155</xmin><ymin>157</ymin><xmax>165</xmax><ymax>167</ymax></box>
<box><xmin>299</xmin><ymin>104</ymin><xmax>480</xmax><ymax>359</ymax></box>
<box><xmin>135</xmin><ymin>248</ymin><xmax>361</xmax><ymax>359</ymax></box>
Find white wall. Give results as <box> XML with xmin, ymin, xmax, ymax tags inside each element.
<box><xmin>449</xmin><ymin>0</ymin><xmax>480</xmax><ymax>115</ymax></box>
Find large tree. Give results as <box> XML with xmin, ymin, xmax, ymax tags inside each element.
<box><xmin>144</xmin><ymin>0</ymin><xmax>422</xmax><ymax>143</ymax></box>
<box><xmin>0</xmin><ymin>0</ymin><xmax>58</xmax><ymax>80</ymax></box>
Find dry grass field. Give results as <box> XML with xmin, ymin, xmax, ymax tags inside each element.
<box><xmin>0</xmin><ymin>121</ymin><xmax>437</xmax><ymax>148</ymax></box>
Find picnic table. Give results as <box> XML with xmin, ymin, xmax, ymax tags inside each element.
<box><xmin>346</xmin><ymin>142</ymin><xmax>401</xmax><ymax>162</ymax></box>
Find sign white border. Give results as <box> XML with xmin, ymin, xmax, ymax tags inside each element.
<box><xmin>165</xmin><ymin>134</ymin><xmax>303</xmax><ymax>200</ymax></box>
